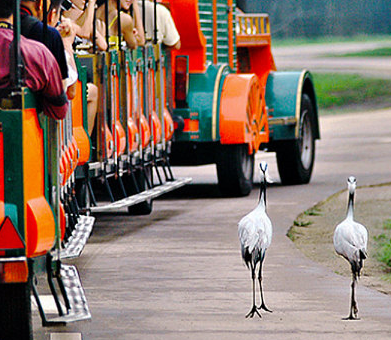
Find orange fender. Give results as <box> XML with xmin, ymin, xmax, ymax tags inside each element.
<box><xmin>72</xmin><ymin>80</ymin><xmax>90</xmax><ymax>165</ymax></box>
<box><xmin>140</xmin><ymin>114</ymin><xmax>151</xmax><ymax>149</ymax></box>
<box><xmin>127</xmin><ymin>117</ymin><xmax>139</xmax><ymax>153</ymax></box>
<box><xmin>164</xmin><ymin>109</ymin><xmax>174</xmax><ymax>141</ymax></box>
<box><xmin>152</xmin><ymin>111</ymin><xmax>162</xmax><ymax>144</ymax></box>
<box><xmin>23</xmin><ymin>108</ymin><xmax>55</xmax><ymax>257</ymax></box>
<box><xmin>219</xmin><ymin>73</ymin><xmax>269</xmax><ymax>153</ymax></box>
<box><xmin>115</xmin><ymin>121</ymin><xmax>126</xmax><ymax>156</ymax></box>
<box><xmin>101</xmin><ymin>123</ymin><xmax>114</xmax><ymax>159</ymax></box>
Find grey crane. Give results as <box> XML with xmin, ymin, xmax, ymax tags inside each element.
<box><xmin>238</xmin><ymin>162</ymin><xmax>272</xmax><ymax>318</ymax></box>
<box><xmin>333</xmin><ymin>176</ymin><xmax>368</xmax><ymax>320</ymax></box>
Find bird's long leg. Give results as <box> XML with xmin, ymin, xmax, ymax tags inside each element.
<box><xmin>246</xmin><ymin>262</ymin><xmax>262</xmax><ymax>318</ymax></box>
<box><xmin>257</xmin><ymin>258</ymin><xmax>272</xmax><ymax>313</ymax></box>
<box><xmin>344</xmin><ymin>270</ymin><xmax>359</xmax><ymax>320</ymax></box>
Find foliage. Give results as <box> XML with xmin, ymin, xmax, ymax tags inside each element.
<box><xmin>374</xmin><ymin>220</ymin><xmax>391</xmax><ymax>268</ymax></box>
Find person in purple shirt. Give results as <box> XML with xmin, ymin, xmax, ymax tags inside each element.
<box><xmin>0</xmin><ymin>0</ymin><xmax>68</xmax><ymax>120</ymax></box>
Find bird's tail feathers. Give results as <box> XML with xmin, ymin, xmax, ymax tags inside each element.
<box><xmin>360</xmin><ymin>248</ymin><xmax>367</xmax><ymax>260</ymax></box>
<box><xmin>352</xmin><ymin>249</ymin><xmax>367</xmax><ymax>279</ymax></box>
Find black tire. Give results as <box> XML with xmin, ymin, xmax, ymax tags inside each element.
<box><xmin>0</xmin><ymin>281</ymin><xmax>32</xmax><ymax>340</ymax></box>
<box><xmin>126</xmin><ymin>166</ymin><xmax>153</xmax><ymax>215</ymax></box>
<box><xmin>276</xmin><ymin>93</ymin><xmax>315</xmax><ymax>185</ymax></box>
<box><xmin>216</xmin><ymin>144</ymin><xmax>254</xmax><ymax>197</ymax></box>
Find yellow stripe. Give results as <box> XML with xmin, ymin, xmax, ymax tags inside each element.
<box><xmin>295</xmin><ymin>70</ymin><xmax>307</xmax><ymax>138</ymax></box>
<box><xmin>212</xmin><ymin>65</ymin><xmax>227</xmax><ymax>140</ymax></box>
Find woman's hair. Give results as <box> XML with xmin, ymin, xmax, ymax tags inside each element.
<box><xmin>0</xmin><ymin>0</ymin><xmax>14</xmax><ymax>19</ymax></box>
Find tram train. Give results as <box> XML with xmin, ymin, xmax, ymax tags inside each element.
<box><xmin>0</xmin><ymin>0</ymin><xmax>319</xmax><ymax>338</ymax></box>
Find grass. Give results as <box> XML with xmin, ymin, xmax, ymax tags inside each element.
<box><xmin>374</xmin><ymin>220</ymin><xmax>391</xmax><ymax>268</ymax></box>
<box><xmin>303</xmin><ymin>207</ymin><xmax>322</xmax><ymax>216</ymax></box>
<box><xmin>293</xmin><ymin>220</ymin><xmax>313</xmax><ymax>227</ymax></box>
<box><xmin>312</xmin><ymin>72</ymin><xmax>391</xmax><ymax>112</ymax></box>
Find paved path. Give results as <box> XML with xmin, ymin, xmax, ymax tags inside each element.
<box><xmin>34</xmin><ymin>108</ymin><xmax>391</xmax><ymax>339</ymax></box>
<box><xmin>273</xmin><ymin>40</ymin><xmax>391</xmax><ymax>77</ymax></box>
<box><xmin>33</xmin><ymin>42</ymin><xmax>391</xmax><ymax>339</ymax></box>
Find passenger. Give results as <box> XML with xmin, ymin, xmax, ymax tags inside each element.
<box><xmin>97</xmin><ymin>0</ymin><xmax>145</xmax><ymax>49</ymax></box>
<box><xmin>0</xmin><ymin>0</ymin><xmax>68</xmax><ymax>119</ymax></box>
<box><xmin>60</xmin><ymin>0</ymin><xmax>104</xmax><ymax>134</ymax></box>
<box><xmin>138</xmin><ymin>0</ymin><xmax>180</xmax><ymax>49</ymax></box>
<box><xmin>20</xmin><ymin>0</ymin><xmax>69</xmax><ymax>81</ymax></box>
<box><xmin>62</xmin><ymin>0</ymin><xmax>108</xmax><ymax>51</ymax></box>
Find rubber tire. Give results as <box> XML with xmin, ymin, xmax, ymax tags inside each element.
<box><xmin>0</xmin><ymin>281</ymin><xmax>32</xmax><ymax>340</ymax></box>
<box><xmin>127</xmin><ymin>166</ymin><xmax>153</xmax><ymax>215</ymax></box>
<box><xmin>216</xmin><ymin>144</ymin><xmax>254</xmax><ymax>197</ymax></box>
<box><xmin>276</xmin><ymin>93</ymin><xmax>315</xmax><ymax>185</ymax></box>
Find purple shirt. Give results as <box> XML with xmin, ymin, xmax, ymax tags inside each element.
<box><xmin>0</xmin><ymin>27</ymin><xmax>68</xmax><ymax>120</ymax></box>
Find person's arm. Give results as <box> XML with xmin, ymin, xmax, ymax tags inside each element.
<box><xmin>57</xmin><ymin>18</ymin><xmax>78</xmax><ymax>100</ymax></box>
<box><xmin>73</xmin><ymin>0</ymin><xmax>96</xmax><ymax>39</ymax></box>
<box><xmin>131</xmin><ymin>0</ymin><xmax>145</xmax><ymax>46</ymax></box>
<box><xmin>121</xmin><ymin>13</ymin><xmax>137</xmax><ymax>50</ymax></box>
<box><xmin>95</xmin><ymin>19</ymin><xmax>108</xmax><ymax>51</ymax></box>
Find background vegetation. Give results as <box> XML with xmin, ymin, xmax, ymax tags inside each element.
<box><xmin>237</xmin><ymin>0</ymin><xmax>391</xmax><ymax>39</ymax></box>
<box><xmin>312</xmin><ymin>72</ymin><xmax>391</xmax><ymax>113</ymax></box>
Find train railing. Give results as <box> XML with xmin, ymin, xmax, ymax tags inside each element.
<box><xmin>236</xmin><ymin>13</ymin><xmax>272</xmax><ymax>47</ymax></box>
<box><xmin>75</xmin><ymin>42</ymin><xmax>191</xmax><ymax>214</ymax></box>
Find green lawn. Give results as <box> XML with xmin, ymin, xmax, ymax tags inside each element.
<box><xmin>312</xmin><ymin>72</ymin><xmax>391</xmax><ymax>113</ymax></box>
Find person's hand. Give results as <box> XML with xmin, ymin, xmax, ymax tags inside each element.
<box><xmin>133</xmin><ymin>28</ymin><xmax>141</xmax><ymax>41</ymax></box>
<box><xmin>57</xmin><ymin>18</ymin><xmax>73</xmax><ymax>38</ymax></box>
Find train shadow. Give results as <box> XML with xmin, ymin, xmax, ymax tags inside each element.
<box><xmin>161</xmin><ymin>181</ymin><xmax>282</xmax><ymax>200</ymax></box>
<box><xmin>162</xmin><ymin>183</ymin><xmax>222</xmax><ymax>199</ymax></box>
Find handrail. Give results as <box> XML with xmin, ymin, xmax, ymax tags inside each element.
<box><xmin>236</xmin><ymin>13</ymin><xmax>270</xmax><ymax>36</ymax></box>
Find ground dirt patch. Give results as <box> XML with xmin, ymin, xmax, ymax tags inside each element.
<box><xmin>288</xmin><ymin>182</ymin><xmax>391</xmax><ymax>295</ymax></box>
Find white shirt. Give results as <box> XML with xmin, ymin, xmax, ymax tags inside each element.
<box><xmin>138</xmin><ymin>1</ymin><xmax>180</xmax><ymax>46</ymax></box>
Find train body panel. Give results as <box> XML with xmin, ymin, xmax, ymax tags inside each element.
<box><xmin>265</xmin><ymin>71</ymin><xmax>320</xmax><ymax>144</ymax></box>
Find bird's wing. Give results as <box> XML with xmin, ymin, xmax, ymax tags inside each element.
<box><xmin>238</xmin><ymin>211</ymin><xmax>272</xmax><ymax>255</ymax></box>
<box><xmin>334</xmin><ymin>220</ymin><xmax>368</xmax><ymax>260</ymax></box>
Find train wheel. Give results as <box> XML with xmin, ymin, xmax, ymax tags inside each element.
<box><xmin>0</xmin><ymin>282</ymin><xmax>32</xmax><ymax>339</ymax></box>
<box><xmin>276</xmin><ymin>93</ymin><xmax>315</xmax><ymax>184</ymax></box>
<box><xmin>127</xmin><ymin>166</ymin><xmax>153</xmax><ymax>215</ymax></box>
<box><xmin>216</xmin><ymin>144</ymin><xmax>254</xmax><ymax>197</ymax></box>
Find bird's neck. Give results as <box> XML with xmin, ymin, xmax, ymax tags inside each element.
<box><xmin>258</xmin><ymin>181</ymin><xmax>266</xmax><ymax>210</ymax></box>
<box><xmin>347</xmin><ymin>192</ymin><xmax>354</xmax><ymax>219</ymax></box>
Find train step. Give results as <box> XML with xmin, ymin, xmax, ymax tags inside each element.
<box><xmin>61</xmin><ymin>215</ymin><xmax>95</xmax><ymax>260</ymax></box>
<box><xmin>90</xmin><ymin>176</ymin><xmax>192</xmax><ymax>213</ymax></box>
<box><xmin>33</xmin><ymin>263</ymin><xmax>91</xmax><ymax>326</ymax></box>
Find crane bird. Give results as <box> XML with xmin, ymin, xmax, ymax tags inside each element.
<box><xmin>238</xmin><ymin>162</ymin><xmax>272</xmax><ymax>318</ymax></box>
<box><xmin>333</xmin><ymin>176</ymin><xmax>368</xmax><ymax>320</ymax></box>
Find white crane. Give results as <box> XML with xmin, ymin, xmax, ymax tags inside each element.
<box><xmin>333</xmin><ymin>176</ymin><xmax>368</xmax><ymax>320</ymax></box>
<box><xmin>238</xmin><ymin>162</ymin><xmax>272</xmax><ymax>318</ymax></box>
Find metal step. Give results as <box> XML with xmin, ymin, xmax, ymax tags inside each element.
<box><xmin>49</xmin><ymin>264</ymin><xmax>91</xmax><ymax>323</ymax></box>
<box><xmin>90</xmin><ymin>177</ymin><xmax>192</xmax><ymax>213</ymax></box>
<box><xmin>60</xmin><ymin>216</ymin><xmax>95</xmax><ymax>260</ymax></box>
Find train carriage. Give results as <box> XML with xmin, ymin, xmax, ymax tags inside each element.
<box><xmin>0</xmin><ymin>0</ymin><xmax>319</xmax><ymax>338</ymax></box>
